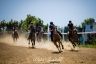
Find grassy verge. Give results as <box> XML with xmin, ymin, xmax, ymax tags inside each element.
<box><xmin>80</xmin><ymin>44</ymin><xmax>96</xmax><ymax>48</ymax></box>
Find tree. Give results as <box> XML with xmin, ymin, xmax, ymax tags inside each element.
<box><xmin>81</xmin><ymin>18</ymin><xmax>95</xmax><ymax>27</ymax></box>
<box><xmin>21</xmin><ymin>14</ymin><xmax>44</xmax><ymax>31</ymax></box>
<box><xmin>81</xmin><ymin>18</ymin><xmax>95</xmax><ymax>32</ymax></box>
<box><xmin>0</xmin><ymin>20</ymin><xmax>6</xmax><ymax>31</ymax></box>
<box><xmin>81</xmin><ymin>18</ymin><xmax>96</xmax><ymax>44</ymax></box>
<box><xmin>18</xmin><ymin>20</ymin><xmax>23</xmax><ymax>30</ymax></box>
<box><xmin>43</xmin><ymin>24</ymin><xmax>48</xmax><ymax>32</ymax></box>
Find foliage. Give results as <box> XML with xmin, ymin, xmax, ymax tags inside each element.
<box><xmin>81</xmin><ymin>18</ymin><xmax>95</xmax><ymax>28</ymax></box>
<box><xmin>0</xmin><ymin>14</ymin><xmax>48</xmax><ymax>32</ymax></box>
<box><xmin>80</xmin><ymin>44</ymin><xmax>96</xmax><ymax>48</ymax></box>
<box><xmin>21</xmin><ymin>14</ymin><xmax>44</xmax><ymax>31</ymax></box>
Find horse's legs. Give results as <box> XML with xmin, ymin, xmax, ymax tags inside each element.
<box><xmin>58</xmin><ymin>41</ymin><xmax>64</xmax><ymax>52</ymax></box>
<box><xmin>31</xmin><ymin>39</ymin><xmax>35</xmax><ymax>48</ymax></box>
<box><xmin>71</xmin><ymin>41</ymin><xmax>76</xmax><ymax>48</ymax></box>
<box><xmin>14</xmin><ymin>38</ymin><xmax>16</xmax><ymax>42</ymax></box>
<box><xmin>28</xmin><ymin>39</ymin><xmax>30</xmax><ymax>45</ymax></box>
<box><xmin>58</xmin><ymin>42</ymin><xmax>62</xmax><ymax>52</ymax></box>
<box><xmin>31</xmin><ymin>40</ymin><xmax>34</xmax><ymax>47</ymax></box>
<box><xmin>38</xmin><ymin>33</ymin><xmax>41</xmax><ymax>42</ymax></box>
<box><xmin>53</xmin><ymin>42</ymin><xmax>60</xmax><ymax>52</ymax></box>
<box><xmin>13</xmin><ymin>37</ymin><xmax>15</xmax><ymax>42</ymax></box>
<box><xmin>28</xmin><ymin>39</ymin><xmax>30</xmax><ymax>47</ymax></box>
<box><xmin>33</xmin><ymin>40</ymin><xmax>35</xmax><ymax>47</ymax></box>
<box><xmin>37</xmin><ymin>34</ymin><xmax>39</xmax><ymax>42</ymax></box>
<box><xmin>59</xmin><ymin>41</ymin><xmax>64</xmax><ymax>49</ymax></box>
<box><xmin>15</xmin><ymin>38</ymin><xmax>17</xmax><ymax>42</ymax></box>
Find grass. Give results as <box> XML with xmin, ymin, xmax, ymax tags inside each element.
<box><xmin>80</xmin><ymin>44</ymin><xmax>96</xmax><ymax>48</ymax></box>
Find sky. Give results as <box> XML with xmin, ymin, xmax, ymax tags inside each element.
<box><xmin>0</xmin><ymin>0</ymin><xmax>96</xmax><ymax>27</ymax></box>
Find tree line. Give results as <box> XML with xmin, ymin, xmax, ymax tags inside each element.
<box><xmin>0</xmin><ymin>14</ymin><xmax>48</xmax><ymax>32</ymax></box>
<box><xmin>0</xmin><ymin>14</ymin><xmax>95</xmax><ymax>33</ymax></box>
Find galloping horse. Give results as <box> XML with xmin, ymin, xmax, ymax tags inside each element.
<box><xmin>52</xmin><ymin>27</ymin><xmax>64</xmax><ymax>52</ymax></box>
<box><xmin>28</xmin><ymin>31</ymin><xmax>35</xmax><ymax>48</ymax></box>
<box><xmin>36</xmin><ymin>31</ymin><xmax>43</xmax><ymax>42</ymax></box>
<box><xmin>12</xmin><ymin>30</ymin><xmax>19</xmax><ymax>42</ymax></box>
<box><xmin>68</xmin><ymin>28</ymin><xmax>79</xmax><ymax>48</ymax></box>
<box><xmin>36</xmin><ymin>26</ymin><xmax>43</xmax><ymax>42</ymax></box>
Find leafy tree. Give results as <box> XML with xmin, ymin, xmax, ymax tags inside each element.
<box><xmin>81</xmin><ymin>18</ymin><xmax>95</xmax><ymax>27</ymax></box>
<box><xmin>81</xmin><ymin>18</ymin><xmax>96</xmax><ymax>44</ymax></box>
<box><xmin>43</xmin><ymin>24</ymin><xmax>48</xmax><ymax>32</ymax></box>
<box><xmin>6</xmin><ymin>19</ymin><xmax>19</xmax><ymax>31</ymax></box>
<box><xmin>0</xmin><ymin>20</ymin><xmax>6</xmax><ymax>31</ymax></box>
<box><xmin>81</xmin><ymin>18</ymin><xmax>95</xmax><ymax>32</ymax></box>
<box><xmin>21</xmin><ymin>14</ymin><xmax>44</xmax><ymax>31</ymax></box>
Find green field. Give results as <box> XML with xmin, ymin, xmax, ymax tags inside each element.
<box><xmin>80</xmin><ymin>44</ymin><xmax>96</xmax><ymax>48</ymax></box>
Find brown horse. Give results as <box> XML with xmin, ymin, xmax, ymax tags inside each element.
<box><xmin>68</xmin><ymin>28</ymin><xmax>79</xmax><ymax>48</ymax></box>
<box><xmin>52</xmin><ymin>27</ymin><xmax>64</xmax><ymax>52</ymax></box>
<box><xmin>28</xmin><ymin>32</ymin><xmax>35</xmax><ymax>48</ymax></box>
<box><xmin>12</xmin><ymin>30</ymin><xmax>19</xmax><ymax>42</ymax></box>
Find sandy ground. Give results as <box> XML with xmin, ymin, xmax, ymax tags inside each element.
<box><xmin>0</xmin><ymin>34</ymin><xmax>96</xmax><ymax>64</ymax></box>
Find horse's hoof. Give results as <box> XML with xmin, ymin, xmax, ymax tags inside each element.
<box><xmin>59</xmin><ymin>50</ymin><xmax>63</xmax><ymax>53</ymax></box>
<box><xmin>32</xmin><ymin>46</ymin><xmax>35</xmax><ymax>49</ymax></box>
<box><xmin>62</xmin><ymin>47</ymin><xmax>64</xmax><ymax>49</ymax></box>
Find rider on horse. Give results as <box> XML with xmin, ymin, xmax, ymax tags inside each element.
<box><xmin>49</xmin><ymin>22</ymin><xmax>62</xmax><ymax>41</ymax></box>
<box><xmin>28</xmin><ymin>22</ymin><xmax>36</xmax><ymax>40</ymax></box>
<box><xmin>36</xmin><ymin>24</ymin><xmax>42</xmax><ymax>36</ymax></box>
<box><xmin>12</xmin><ymin>27</ymin><xmax>19</xmax><ymax>42</ymax></box>
<box><xmin>36</xmin><ymin>24</ymin><xmax>43</xmax><ymax>42</ymax></box>
<box><xmin>12</xmin><ymin>27</ymin><xmax>18</xmax><ymax>37</ymax></box>
<box><xmin>68</xmin><ymin>21</ymin><xmax>74</xmax><ymax>32</ymax></box>
<box><xmin>68</xmin><ymin>20</ymin><xmax>74</xmax><ymax>41</ymax></box>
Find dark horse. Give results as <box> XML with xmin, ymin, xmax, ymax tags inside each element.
<box><xmin>52</xmin><ymin>27</ymin><xmax>64</xmax><ymax>52</ymax></box>
<box><xmin>36</xmin><ymin>31</ymin><xmax>43</xmax><ymax>42</ymax></box>
<box><xmin>28</xmin><ymin>31</ymin><xmax>35</xmax><ymax>48</ymax></box>
<box><xmin>68</xmin><ymin>28</ymin><xmax>79</xmax><ymax>48</ymax></box>
<box><xmin>12</xmin><ymin>30</ymin><xmax>19</xmax><ymax>42</ymax></box>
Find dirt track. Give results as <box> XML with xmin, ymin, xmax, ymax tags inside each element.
<box><xmin>0</xmin><ymin>35</ymin><xmax>96</xmax><ymax>64</ymax></box>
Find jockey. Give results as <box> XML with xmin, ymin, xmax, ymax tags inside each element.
<box><xmin>68</xmin><ymin>20</ymin><xmax>74</xmax><ymax>32</ymax></box>
<box><xmin>29</xmin><ymin>22</ymin><xmax>35</xmax><ymax>33</ymax></box>
<box><xmin>13</xmin><ymin>27</ymin><xmax>17</xmax><ymax>34</ymax></box>
<box><xmin>36</xmin><ymin>24</ymin><xmax>41</xmax><ymax>34</ymax></box>
<box><xmin>28</xmin><ymin>22</ymin><xmax>36</xmax><ymax>40</ymax></box>
<box><xmin>67</xmin><ymin>20</ymin><xmax>74</xmax><ymax>41</ymax></box>
<box><xmin>12</xmin><ymin>27</ymin><xmax>19</xmax><ymax>39</ymax></box>
<box><xmin>49</xmin><ymin>22</ymin><xmax>62</xmax><ymax>41</ymax></box>
<box><xmin>49</xmin><ymin>22</ymin><xmax>55</xmax><ymax>41</ymax></box>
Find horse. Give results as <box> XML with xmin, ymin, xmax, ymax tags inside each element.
<box><xmin>36</xmin><ymin>26</ymin><xmax>43</xmax><ymax>42</ymax></box>
<box><xmin>28</xmin><ymin>31</ymin><xmax>35</xmax><ymax>48</ymax></box>
<box><xmin>68</xmin><ymin>28</ymin><xmax>79</xmax><ymax>49</ymax></box>
<box><xmin>12</xmin><ymin>30</ymin><xmax>19</xmax><ymax>42</ymax></box>
<box><xmin>52</xmin><ymin>27</ymin><xmax>64</xmax><ymax>52</ymax></box>
<box><xmin>36</xmin><ymin>31</ymin><xmax>43</xmax><ymax>42</ymax></box>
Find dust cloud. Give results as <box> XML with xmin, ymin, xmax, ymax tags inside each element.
<box><xmin>0</xmin><ymin>33</ymin><xmax>79</xmax><ymax>51</ymax></box>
